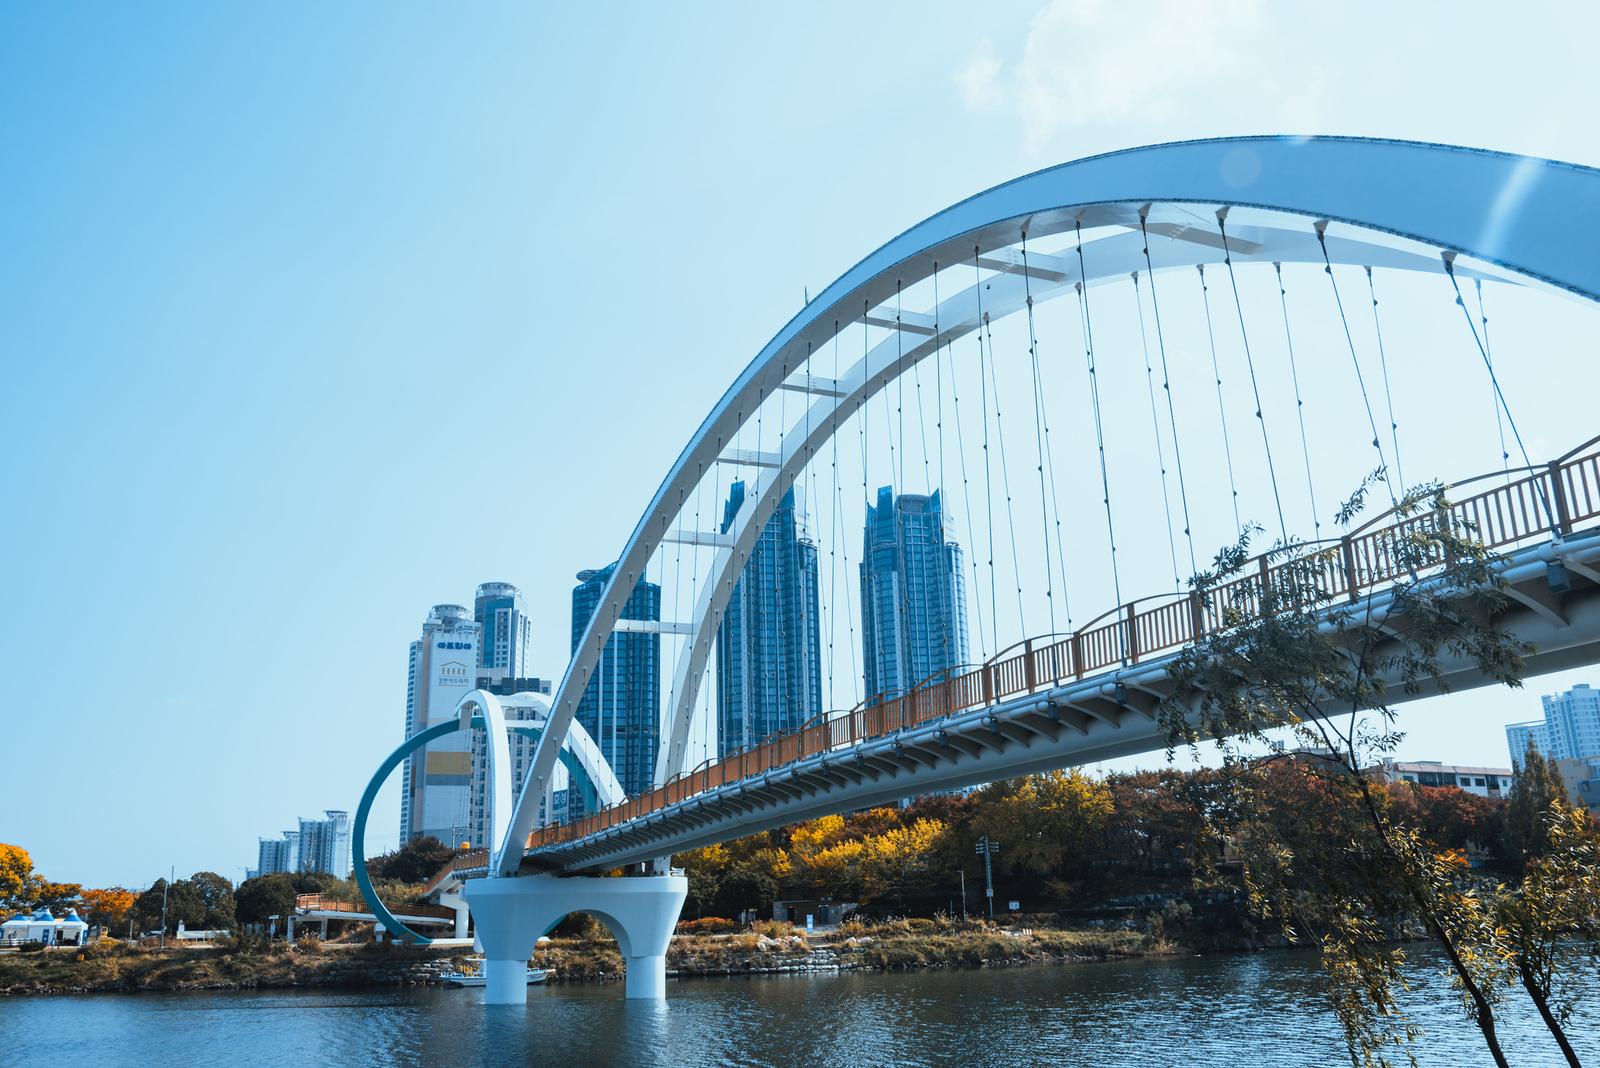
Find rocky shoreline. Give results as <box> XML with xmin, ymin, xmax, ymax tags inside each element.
<box><xmin>0</xmin><ymin>923</ymin><xmax>1177</xmax><ymax>997</ymax></box>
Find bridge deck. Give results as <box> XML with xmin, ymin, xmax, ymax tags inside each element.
<box><xmin>454</xmin><ymin>446</ymin><xmax>1600</xmax><ymax>878</ymax></box>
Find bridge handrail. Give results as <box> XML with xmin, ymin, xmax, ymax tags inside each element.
<box><xmin>515</xmin><ymin>439</ymin><xmax>1600</xmax><ymax>857</ymax></box>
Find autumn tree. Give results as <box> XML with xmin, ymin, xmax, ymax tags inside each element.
<box><xmin>1494</xmin><ymin>801</ymin><xmax>1600</xmax><ymax>1068</ymax></box>
<box><xmin>1504</xmin><ymin>743</ymin><xmax>1568</xmax><ymax>865</ymax></box>
<box><xmin>0</xmin><ymin>843</ymin><xmax>37</xmax><ymax>910</ymax></box>
<box><xmin>1158</xmin><ymin>475</ymin><xmax>1531</xmax><ymax>1068</ymax></box>
<box><xmin>860</xmin><ymin>818</ymin><xmax>945</xmax><ymax>908</ymax></box>
<box><xmin>972</xmin><ymin>770</ymin><xmax>1113</xmax><ymax>876</ymax></box>
<box><xmin>31</xmin><ymin>880</ymin><xmax>83</xmax><ymax>912</ymax></box>
<box><xmin>81</xmin><ymin>888</ymin><xmax>137</xmax><ymax>931</ymax></box>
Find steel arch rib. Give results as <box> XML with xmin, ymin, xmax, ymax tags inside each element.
<box><xmin>497</xmin><ymin>135</ymin><xmax>1600</xmax><ymax>875</ymax></box>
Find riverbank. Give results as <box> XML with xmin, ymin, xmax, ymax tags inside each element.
<box><xmin>0</xmin><ymin>919</ymin><xmax>1180</xmax><ymax>996</ymax></box>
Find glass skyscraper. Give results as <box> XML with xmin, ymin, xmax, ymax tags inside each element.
<box><xmin>860</xmin><ymin>486</ymin><xmax>969</xmax><ymax>699</ymax></box>
<box><xmin>474</xmin><ymin>582</ymin><xmax>532</xmax><ymax>681</ymax></box>
<box><xmin>716</xmin><ymin>482</ymin><xmax>823</xmax><ymax>757</ymax></box>
<box><xmin>572</xmin><ymin>563</ymin><xmax>661</xmax><ymax>803</ymax></box>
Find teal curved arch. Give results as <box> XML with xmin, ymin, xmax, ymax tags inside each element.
<box><xmin>352</xmin><ymin>716</ymin><xmax>607</xmax><ymax>945</ymax></box>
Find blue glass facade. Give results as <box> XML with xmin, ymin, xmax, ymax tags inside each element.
<box><xmin>571</xmin><ymin>564</ymin><xmax>661</xmax><ymax>805</ymax></box>
<box><xmin>474</xmin><ymin>581</ymin><xmax>531</xmax><ymax>678</ymax></box>
<box><xmin>860</xmin><ymin>487</ymin><xmax>969</xmax><ymax>699</ymax></box>
<box><xmin>717</xmin><ymin>482</ymin><xmax>823</xmax><ymax>757</ymax></box>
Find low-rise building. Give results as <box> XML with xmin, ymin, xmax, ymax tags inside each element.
<box><xmin>1</xmin><ymin>908</ymin><xmax>90</xmax><ymax>947</ymax></box>
<box><xmin>1555</xmin><ymin>757</ymin><xmax>1600</xmax><ymax>814</ymax></box>
<box><xmin>1376</xmin><ymin>760</ymin><xmax>1513</xmax><ymax>798</ymax></box>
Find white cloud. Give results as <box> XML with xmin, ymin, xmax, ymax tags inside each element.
<box><xmin>959</xmin><ymin>0</ymin><xmax>1271</xmax><ymax>149</ymax></box>
<box><xmin>958</xmin><ymin>36</ymin><xmax>1004</xmax><ymax>112</ymax></box>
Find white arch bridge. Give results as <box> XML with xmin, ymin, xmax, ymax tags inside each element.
<box><xmin>357</xmin><ymin>136</ymin><xmax>1600</xmax><ymax>1002</ymax></box>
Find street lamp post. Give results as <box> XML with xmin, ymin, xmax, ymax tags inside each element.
<box><xmin>974</xmin><ymin>837</ymin><xmax>1000</xmax><ymax>920</ymax></box>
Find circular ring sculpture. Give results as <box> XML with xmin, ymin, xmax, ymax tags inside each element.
<box><xmin>353</xmin><ymin>690</ymin><xmax>622</xmax><ymax>942</ymax></box>
<box><xmin>495</xmin><ymin>136</ymin><xmax>1600</xmax><ymax>876</ymax></box>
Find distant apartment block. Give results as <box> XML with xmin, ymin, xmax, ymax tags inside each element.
<box><xmin>255</xmin><ymin>810</ymin><xmax>350</xmax><ymax>877</ymax></box>
<box><xmin>1506</xmin><ymin>682</ymin><xmax>1600</xmax><ymax>766</ymax></box>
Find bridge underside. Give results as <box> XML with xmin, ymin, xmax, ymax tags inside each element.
<box><xmin>514</xmin><ymin>530</ymin><xmax>1600</xmax><ymax>874</ymax></box>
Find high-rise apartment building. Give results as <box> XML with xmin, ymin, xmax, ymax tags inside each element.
<box><xmin>475</xmin><ymin>582</ymin><xmax>532</xmax><ymax>681</ymax></box>
<box><xmin>400</xmin><ymin>604</ymin><xmax>481</xmax><ymax>845</ymax></box>
<box><xmin>860</xmin><ymin>487</ymin><xmax>969</xmax><ymax>700</ymax></box>
<box><xmin>1507</xmin><ymin>682</ymin><xmax>1600</xmax><ymax>767</ymax></box>
<box><xmin>572</xmin><ymin>564</ymin><xmax>661</xmax><ymax>803</ymax></box>
<box><xmin>253</xmin><ymin>811</ymin><xmax>349</xmax><ymax>876</ymax></box>
<box><xmin>716</xmin><ymin>482</ymin><xmax>823</xmax><ymax>757</ymax></box>
<box><xmin>255</xmin><ymin>832</ymin><xmax>300</xmax><ymax>877</ymax></box>
<box><xmin>297</xmin><ymin>811</ymin><xmax>352</xmax><ymax>876</ymax></box>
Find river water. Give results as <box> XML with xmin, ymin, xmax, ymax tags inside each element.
<box><xmin>6</xmin><ymin>950</ymin><xmax>1598</xmax><ymax>1067</ymax></box>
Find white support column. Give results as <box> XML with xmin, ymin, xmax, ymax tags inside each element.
<box><xmin>454</xmin><ymin>904</ymin><xmax>470</xmax><ymax>940</ymax></box>
<box><xmin>465</xmin><ymin>872</ymin><xmax>688</xmax><ymax>1005</ymax></box>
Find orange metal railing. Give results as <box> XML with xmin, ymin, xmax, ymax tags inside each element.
<box><xmin>294</xmin><ymin>894</ymin><xmax>455</xmax><ymax>920</ymax></box>
<box><xmin>519</xmin><ymin>436</ymin><xmax>1600</xmax><ymax>855</ymax></box>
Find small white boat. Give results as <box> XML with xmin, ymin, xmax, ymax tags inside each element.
<box><xmin>442</xmin><ymin>957</ymin><xmax>548</xmax><ymax>987</ymax></box>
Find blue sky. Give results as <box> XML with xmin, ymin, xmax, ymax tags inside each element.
<box><xmin>3</xmin><ymin>2</ymin><xmax>1598</xmax><ymax>888</ymax></box>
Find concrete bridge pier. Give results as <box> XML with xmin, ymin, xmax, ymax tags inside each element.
<box><xmin>465</xmin><ymin>872</ymin><xmax>688</xmax><ymax>1003</ymax></box>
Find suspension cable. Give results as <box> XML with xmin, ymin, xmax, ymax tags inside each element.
<box><xmin>1474</xmin><ymin>278</ymin><xmax>1511</xmax><ymax>477</ymax></box>
<box><xmin>974</xmin><ymin>248</ymin><xmax>1003</xmax><ymax>641</ymax></box>
<box><xmin>950</xmin><ymin>262</ymin><xmax>990</xmax><ymax>659</ymax></box>
<box><xmin>981</xmin><ymin>271</ymin><xmax>1028</xmax><ymax>637</ymax></box>
<box><xmin>1075</xmin><ymin>220</ymin><xmax>1123</xmax><ymax>608</ymax></box>
<box><xmin>1443</xmin><ymin>253</ymin><xmax>1553</xmax><ymax>529</ymax></box>
<box><xmin>1217</xmin><ymin>210</ymin><xmax>1287</xmax><ymax>543</ymax></box>
<box><xmin>1021</xmin><ymin>229</ymin><xmax>1059</xmax><ymax>636</ymax></box>
<box><xmin>932</xmin><ymin>262</ymin><xmax>955</xmax><ymax>670</ymax></box>
<box><xmin>1138</xmin><ymin>207</ymin><xmax>1199</xmax><ymax>577</ymax></box>
<box><xmin>1314</xmin><ymin>220</ymin><xmax>1396</xmax><ymax>505</ymax></box>
<box><xmin>1132</xmin><ymin>270</ymin><xmax>1181</xmax><ymax>588</ymax></box>
<box><xmin>1196</xmin><ymin>263</ymin><xmax>1243</xmax><ymax>532</ymax></box>
<box><xmin>1273</xmin><ymin>263</ymin><xmax>1322</xmax><ymax>538</ymax></box>
<box><xmin>896</xmin><ymin>280</ymin><xmax>906</xmax><ymax>494</ymax></box>
<box><xmin>826</xmin><ymin>324</ymin><xmax>842</xmax><ymax>708</ymax></box>
<box><xmin>1364</xmin><ymin>266</ymin><xmax>1407</xmax><ymax>490</ymax></box>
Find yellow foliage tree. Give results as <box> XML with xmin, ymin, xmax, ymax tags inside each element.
<box><xmin>81</xmin><ymin>887</ymin><xmax>137</xmax><ymax>929</ymax></box>
<box><xmin>788</xmin><ymin>814</ymin><xmax>848</xmax><ymax>858</ymax></box>
<box><xmin>0</xmin><ymin>843</ymin><xmax>36</xmax><ymax>909</ymax></box>
<box><xmin>974</xmin><ymin>770</ymin><xmax>1114</xmax><ymax>875</ymax></box>
<box><xmin>861</xmin><ymin>818</ymin><xmax>946</xmax><ymax>907</ymax></box>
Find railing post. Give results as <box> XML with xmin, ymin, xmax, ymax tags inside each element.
<box><xmin>1548</xmin><ymin>460</ymin><xmax>1573</xmax><ymax>535</ymax></box>
<box><xmin>1124</xmin><ymin>602</ymin><xmax>1139</xmax><ymax>663</ymax></box>
<box><xmin>1258</xmin><ymin>556</ymin><xmax>1272</xmax><ymax>616</ymax></box>
<box><xmin>1023</xmin><ymin>639</ymin><xmax>1037</xmax><ymax>690</ymax></box>
<box><xmin>1072</xmin><ymin>630</ymin><xmax>1085</xmax><ymax>680</ymax></box>
<box><xmin>1188</xmin><ymin>589</ymin><xmax>1205</xmax><ymax>640</ymax></box>
<box><xmin>982</xmin><ymin>662</ymin><xmax>994</xmax><ymax>705</ymax></box>
<box><xmin>1340</xmin><ymin>536</ymin><xmax>1359</xmax><ymax>602</ymax></box>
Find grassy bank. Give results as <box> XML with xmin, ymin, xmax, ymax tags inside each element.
<box><xmin>547</xmin><ymin>916</ymin><xmax>1177</xmax><ymax>984</ymax></box>
<box><xmin>1</xmin><ymin>918</ymin><xmax>1180</xmax><ymax>996</ymax></box>
<box><xmin>0</xmin><ymin>939</ymin><xmax>469</xmax><ymax>997</ymax></box>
